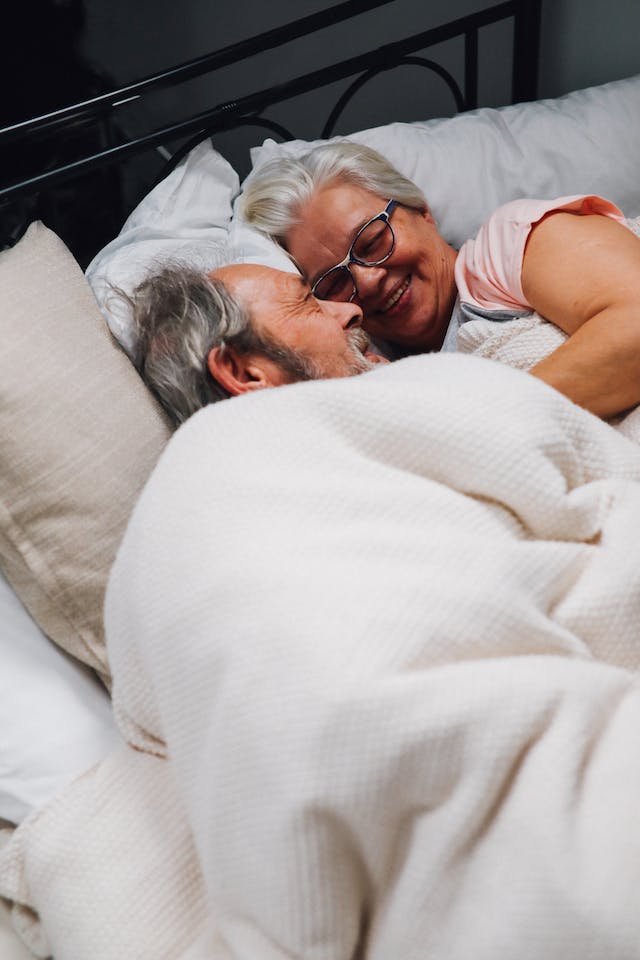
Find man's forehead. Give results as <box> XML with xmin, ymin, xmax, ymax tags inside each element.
<box><xmin>210</xmin><ymin>262</ymin><xmax>298</xmax><ymax>280</ymax></box>
<box><xmin>208</xmin><ymin>262</ymin><xmax>246</xmax><ymax>282</ymax></box>
<box><xmin>211</xmin><ymin>262</ymin><xmax>310</xmax><ymax>302</ymax></box>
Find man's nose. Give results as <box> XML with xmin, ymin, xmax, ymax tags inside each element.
<box><xmin>334</xmin><ymin>298</ymin><xmax>363</xmax><ymax>330</ymax></box>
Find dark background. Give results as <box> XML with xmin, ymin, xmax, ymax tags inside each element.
<box><xmin>2</xmin><ymin>0</ymin><xmax>639</xmax><ymax>265</ymax></box>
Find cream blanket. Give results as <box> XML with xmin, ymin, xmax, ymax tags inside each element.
<box><xmin>4</xmin><ymin>352</ymin><xmax>640</xmax><ymax>959</ymax></box>
<box><xmin>101</xmin><ymin>353</ymin><xmax>640</xmax><ymax>959</ymax></box>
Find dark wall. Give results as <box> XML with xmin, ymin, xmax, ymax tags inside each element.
<box><xmin>4</xmin><ymin>0</ymin><xmax>516</xmax><ymax>261</ymax></box>
<box><xmin>538</xmin><ymin>0</ymin><xmax>640</xmax><ymax>97</ymax></box>
<box><xmin>2</xmin><ymin>0</ymin><xmax>107</xmax><ymax>126</ymax></box>
<box><xmin>75</xmin><ymin>0</ymin><xmax>519</xmax><ymax>210</ymax></box>
<box><xmin>5</xmin><ymin>0</ymin><xmax>638</xmax><ymax>263</ymax></box>
<box><xmin>79</xmin><ymin>0</ymin><xmax>514</xmax><ymax>164</ymax></box>
<box><xmin>2</xmin><ymin>0</ymin><xmax>123</xmax><ymax>263</ymax></box>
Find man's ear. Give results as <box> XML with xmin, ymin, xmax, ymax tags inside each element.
<box><xmin>207</xmin><ymin>345</ymin><xmax>283</xmax><ymax>396</ymax></box>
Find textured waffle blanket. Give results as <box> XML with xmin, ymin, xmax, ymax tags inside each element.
<box><xmin>105</xmin><ymin>352</ymin><xmax>640</xmax><ymax>959</ymax></box>
<box><xmin>4</xmin><ymin>351</ymin><xmax>640</xmax><ymax>960</ymax></box>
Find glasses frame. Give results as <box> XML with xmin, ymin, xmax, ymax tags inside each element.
<box><xmin>311</xmin><ymin>198</ymin><xmax>398</xmax><ymax>302</ymax></box>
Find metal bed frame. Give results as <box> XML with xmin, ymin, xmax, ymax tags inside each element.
<box><xmin>0</xmin><ymin>0</ymin><xmax>541</xmax><ymax>263</ymax></box>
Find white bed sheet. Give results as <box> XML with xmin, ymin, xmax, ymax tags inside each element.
<box><xmin>0</xmin><ymin>569</ymin><xmax>121</xmax><ymax>825</ymax></box>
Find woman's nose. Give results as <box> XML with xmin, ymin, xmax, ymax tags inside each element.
<box><xmin>350</xmin><ymin>262</ymin><xmax>387</xmax><ymax>300</ymax></box>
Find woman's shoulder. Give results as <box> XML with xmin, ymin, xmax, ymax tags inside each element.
<box><xmin>483</xmin><ymin>195</ymin><xmax>625</xmax><ymax>233</ymax></box>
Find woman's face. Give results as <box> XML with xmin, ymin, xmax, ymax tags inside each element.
<box><xmin>285</xmin><ymin>182</ymin><xmax>458</xmax><ymax>352</ymax></box>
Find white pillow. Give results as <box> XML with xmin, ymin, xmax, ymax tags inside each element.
<box><xmin>86</xmin><ymin>140</ymin><xmax>240</xmax><ymax>355</ymax></box>
<box><xmin>248</xmin><ymin>74</ymin><xmax>640</xmax><ymax>249</ymax></box>
<box><xmin>0</xmin><ymin>570</ymin><xmax>120</xmax><ymax>824</ymax></box>
<box><xmin>226</xmin><ymin>202</ymin><xmax>299</xmax><ymax>274</ymax></box>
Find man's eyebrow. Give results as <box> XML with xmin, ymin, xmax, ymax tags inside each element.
<box><xmin>289</xmin><ymin>256</ymin><xmax>319</xmax><ymax>288</ymax></box>
<box><xmin>295</xmin><ymin>259</ymin><xmax>321</xmax><ymax>287</ymax></box>
<box><xmin>297</xmin><ymin>276</ymin><xmax>314</xmax><ymax>298</ymax></box>
<box><xmin>288</xmin><ymin>252</ymin><xmax>303</xmax><ymax>274</ymax></box>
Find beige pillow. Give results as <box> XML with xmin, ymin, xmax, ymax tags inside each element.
<box><xmin>0</xmin><ymin>223</ymin><xmax>171</xmax><ymax>683</ymax></box>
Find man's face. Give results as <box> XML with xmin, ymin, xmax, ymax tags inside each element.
<box><xmin>213</xmin><ymin>264</ymin><xmax>384</xmax><ymax>383</ymax></box>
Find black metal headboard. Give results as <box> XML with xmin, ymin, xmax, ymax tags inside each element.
<box><xmin>0</xmin><ymin>0</ymin><xmax>541</xmax><ymax>265</ymax></box>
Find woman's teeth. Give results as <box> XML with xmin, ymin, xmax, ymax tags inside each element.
<box><xmin>382</xmin><ymin>276</ymin><xmax>410</xmax><ymax>312</ymax></box>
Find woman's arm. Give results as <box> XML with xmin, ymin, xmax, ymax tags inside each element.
<box><xmin>522</xmin><ymin>212</ymin><xmax>640</xmax><ymax>418</ymax></box>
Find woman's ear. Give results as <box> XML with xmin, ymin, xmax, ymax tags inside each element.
<box><xmin>422</xmin><ymin>205</ymin><xmax>435</xmax><ymax>225</ymax></box>
<box><xmin>207</xmin><ymin>346</ymin><xmax>286</xmax><ymax>396</ymax></box>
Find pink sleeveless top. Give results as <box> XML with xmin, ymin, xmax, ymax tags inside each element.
<box><xmin>454</xmin><ymin>195</ymin><xmax>626</xmax><ymax>311</ymax></box>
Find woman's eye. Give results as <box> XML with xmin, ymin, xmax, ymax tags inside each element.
<box><xmin>317</xmin><ymin>272</ymin><xmax>349</xmax><ymax>299</ymax></box>
<box><xmin>355</xmin><ymin>224</ymin><xmax>386</xmax><ymax>259</ymax></box>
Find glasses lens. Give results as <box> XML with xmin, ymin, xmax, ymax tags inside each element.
<box><xmin>353</xmin><ymin>219</ymin><xmax>393</xmax><ymax>264</ymax></box>
<box><xmin>314</xmin><ymin>266</ymin><xmax>355</xmax><ymax>302</ymax></box>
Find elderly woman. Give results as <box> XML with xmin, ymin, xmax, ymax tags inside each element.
<box><xmin>239</xmin><ymin>142</ymin><xmax>640</xmax><ymax>419</ymax></box>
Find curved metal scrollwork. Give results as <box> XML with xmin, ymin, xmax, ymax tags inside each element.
<box><xmin>321</xmin><ymin>56</ymin><xmax>466</xmax><ymax>140</ymax></box>
<box><xmin>0</xmin><ymin>1</ymin><xmax>542</xmax><ymax>263</ymax></box>
<box><xmin>151</xmin><ymin>116</ymin><xmax>296</xmax><ymax>187</ymax></box>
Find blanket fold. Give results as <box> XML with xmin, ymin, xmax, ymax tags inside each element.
<box><xmin>0</xmin><ymin>745</ymin><xmax>208</xmax><ymax>960</ymax></box>
<box><xmin>105</xmin><ymin>353</ymin><xmax>640</xmax><ymax>959</ymax></box>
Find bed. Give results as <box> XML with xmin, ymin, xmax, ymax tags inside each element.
<box><xmin>2</xmin><ymin>1</ymin><xmax>640</xmax><ymax>957</ymax></box>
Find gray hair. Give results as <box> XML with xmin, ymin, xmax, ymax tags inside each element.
<box><xmin>125</xmin><ymin>265</ymin><xmax>262</xmax><ymax>426</ymax></box>
<box><xmin>239</xmin><ymin>141</ymin><xmax>427</xmax><ymax>245</ymax></box>
<box><xmin>125</xmin><ymin>263</ymin><xmax>323</xmax><ymax>426</ymax></box>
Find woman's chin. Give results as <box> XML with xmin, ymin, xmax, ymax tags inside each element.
<box><xmin>390</xmin><ymin>309</ymin><xmax>449</xmax><ymax>353</ymax></box>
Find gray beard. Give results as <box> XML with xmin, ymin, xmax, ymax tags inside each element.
<box><xmin>260</xmin><ymin>327</ymin><xmax>375</xmax><ymax>383</ymax></box>
<box><xmin>340</xmin><ymin>327</ymin><xmax>378</xmax><ymax>376</ymax></box>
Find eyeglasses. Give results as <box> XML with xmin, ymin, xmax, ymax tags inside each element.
<box><xmin>311</xmin><ymin>199</ymin><xmax>398</xmax><ymax>302</ymax></box>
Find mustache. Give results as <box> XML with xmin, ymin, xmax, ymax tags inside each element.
<box><xmin>347</xmin><ymin>326</ymin><xmax>370</xmax><ymax>355</ymax></box>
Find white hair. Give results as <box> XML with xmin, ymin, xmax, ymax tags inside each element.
<box><xmin>239</xmin><ymin>141</ymin><xmax>427</xmax><ymax>245</ymax></box>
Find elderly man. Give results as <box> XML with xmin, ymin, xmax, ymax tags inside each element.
<box><xmin>128</xmin><ymin>261</ymin><xmax>386</xmax><ymax>426</ymax></box>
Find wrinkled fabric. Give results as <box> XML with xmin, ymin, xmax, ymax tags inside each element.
<box><xmin>106</xmin><ymin>353</ymin><xmax>640</xmax><ymax>959</ymax></box>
